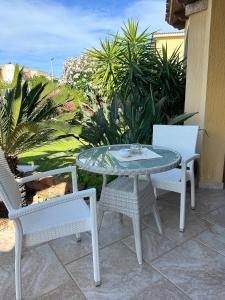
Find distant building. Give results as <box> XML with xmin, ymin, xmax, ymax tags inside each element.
<box><xmin>153</xmin><ymin>31</ymin><xmax>185</xmax><ymax>58</ymax></box>
<box><xmin>0</xmin><ymin>64</ymin><xmax>15</xmax><ymax>83</ymax></box>
<box><xmin>0</xmin><ymin>63</ymin><xmax>50</xmax><ymax>83</ymax></box>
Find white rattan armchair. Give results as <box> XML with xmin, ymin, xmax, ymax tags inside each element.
<box><xmin>0</xmin><ymin>150</ymin><xmax>100</xmax><ymax>300</ymax></box>
<box><xmin>151</xmin><ymin>125</ymin><xmax>200</xmax><ymax>232</ymax></box>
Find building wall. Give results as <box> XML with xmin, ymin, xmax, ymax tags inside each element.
<box><xmin>185</xmin><ymin>0</ymin><xmax>225</xmax><ymax>188</ymax></box>
<box><xmin>201</xmin><ymin>0</ymin><xmax>225</xmax><ymax>187</ymax></box>
<box><xmin>184</xmin><ymin>3</ymin><xmax>211</xmax><ymax>142</ymax></box>
<box><xmin>0</xmin><ymin>64</ymin><xmax>15</xmax><ymax>83</ymax></box>
<box><xmin>0</xmin><ymin>64</ymin><xmax>50</xmax><ymax>82</ymax></box>
<box><xmin>154</xmin><ymin>33</ymin><xmax>184</xmax><ymax>58</ymax></box>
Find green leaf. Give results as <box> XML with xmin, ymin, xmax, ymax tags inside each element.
<box><xmin>168</xmin><ymin>112</ymin><xmax>198</xmax><ymax>125</ymax></box>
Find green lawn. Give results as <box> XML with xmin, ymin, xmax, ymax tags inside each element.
<box><xmin>19</xmin><ymin>125</ymin><xmax>83</xmax><ymax>171</ymax></box>
<box><xmin>19</xmin><ymin>132</ymin><xmax>103</xmax><ymax>193</ymax></box>
<box><xmin>19</xmin><ymin>137</ymin><xmax>82</xmax><ymax>172</ymax></box>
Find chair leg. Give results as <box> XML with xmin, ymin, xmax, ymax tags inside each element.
<box><xmin>132</xmin><ymin>216</ymin><xmax>142</xmax><ymax>264</ymax></box>
<box><xmin>91</xmin><ymin>225</ymin><xmax>101</xmax><ymax>286</ymax></box>
<box><xmin>15</xmin><ymin>223</ymin><xmax>23</xmax><ymax>300</ymax></box>
<box><xmin>179</xmin><ymin>191</ymin><xmax>186</xmax><ymax>232</ymax></box>
<box><xmin>190</xmin><ymin>173</ymin><xmax>196</xmax><ymax>209</ymax></box>
<box><xmin>75</xmin><ymin>233</ymin><xmax>81</xmax><ymax>242</ymax></box>
<box><xmin>97</xmin><ymin>207</ymin><xmax>104</xmax><ymax>232</ymax></box>
<box><xmin>153</xmin><ymin>187</ymin><xmax>158</xmax><ymax>199</ymax></box>
<box><xmin>90</xmin><ymin>192</ymin><xmax>101</xmax><ymax>286</ymax></box>
<box><xmin>152</xmin><ymin>204</ymin><xmax>163</xmax><ymax>235</ymax></box>
<box><xmin>119</xmin><ymin>213</ymin><xmax>123</xmax><ymax>223</ymax></box>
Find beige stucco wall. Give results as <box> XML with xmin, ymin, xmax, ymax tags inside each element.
<box><xmin>201</xmin><ymin>0</ymin><xmax>225</xmax><ymax>186</ymax></box>
<box><xmin>185</xmin><ymin>0</ymin><xmax>225</xmax><ymax>188</ymax></box>
<box><xmin>184</xmin><ymin>2</ymin><xmax>211</xmax><ymax>142</ymax></box>
<box><xmin>155</xmin><ymin>34</ymin><xmax>184</xmax><ymax>58</ymax></box>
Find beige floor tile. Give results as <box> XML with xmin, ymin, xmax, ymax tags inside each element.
<box><xmin>152</xmin><ymin>239</ymin><xmax>225</xmax><ymax>300</ymax></box>
<box><xmin>38</xmin><ymin>279</ymin><xmax>86</xmax><ymax>300</ymax></box>
<box><xmin>50</xmin><ymin>233</ymin><xmax>92</xmax><ymax>265</ymax></box>
<box><xmin>194</xmin><ymin>189</ymin><xmax>225</xmax><ymax>215</ymax></box>
<box><xmin>0</xmin><ymin>243</ymin><xmax>70</xmax><ymax>300</ymax></box>
<box><xmin>144</xmin><ymin>200</ymin><xmax>210</xmax><ymax>245</ymax></box>
<box><xmin>196</xmin><ymin>224</ymin><xmax>225</xmax><ymax>256</ymax></box>
<box><xmin>129</xmin><ymin>278</ymin><xmax>190</xmax><ymax>300</ymax></box>
<box><xmin>66</xmin><ymin>241</ymin><xmax>188</xmax><ymax>300</ymax></box>
<box><xmin>0</xmin><ymin>249</ymin><xmax>15</xmax><ymax>300</ymax></box>
<box><xmin>155</xmin><ymin>189</ymin><xmax>225</xmax><ymax>216</ymax></box>
<box><xmin>98</xmin><ymin>212</ymin><xmax>134</xmax><ymax>247</ymax></box>
<box><xmin>1</xmin><ymin>188</ymin><xmax>225</xmax><ymax>300</ymax></box>
<box><xmin>0</xmin><ymin>219</ymin><xmax>15</xmax><ymax>252</ymax></box>
<box><xmin>203</xmin><ymin>205</ymin><xmax>225</xmax><ymax>227</ymax></box>
<box><xmin>144</xmin><ymin>193</ymin><xmax>195</xmax><ymax>229</ymax></box>
<box><xmin>162</xmin><ymin>216</ymin><xmax>210</xmax><ymax>245</ymax></box>
<box><xmin>155</xmin><ymin>191</ymin><xmax>193</xmax><ymax>212</ymax></box>
<box><xmin>123</xmin><ymin>227</ymin><xmax>176</xmax><ymax>263</ymax></box>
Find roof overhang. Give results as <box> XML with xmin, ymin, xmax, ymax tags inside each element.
<box><xmin>166</xmin><ymin>0</ymin><xmax>201</xmax><ymax>29</ymax></box>
<box><xmin>154</xmin><ymin>31</ymin><xmax>185</xmax><ymax>38</ymax></box>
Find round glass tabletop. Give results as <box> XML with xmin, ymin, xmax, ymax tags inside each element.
<box><xmin>76</xmin><ymin>144</ymin><xmax>181</xmax><ymax>176</ymax></box>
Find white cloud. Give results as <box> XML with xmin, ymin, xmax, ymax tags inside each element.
<box><xmin>0</xmin><ymin>0</ymin><xmax>174</xmax><ymax>75</ymax></box>
<box><xmin>125</xmin><ymin>0</ymin><xmax>172</xmax><ymax>32</ymax></box>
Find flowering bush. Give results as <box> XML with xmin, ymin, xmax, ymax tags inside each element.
<box><xmin>61</xmin><ymin>55</ymin><xmax>99</xmax><ymax>97</ymax></box>
<box><xmin>62</xmin><ymin>101</ymin><xmax>76</xmax><ymax>112</ymax></box>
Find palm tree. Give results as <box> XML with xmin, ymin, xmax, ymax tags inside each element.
<box><xmin>0</xmin><ymin>66</ymin><xmax>80</xmax><ymax>216</ymax></box>
<box><xmin>0</xmin><ymin>65</ymin><xmax>79</xmax><ymax>173</ymax></box>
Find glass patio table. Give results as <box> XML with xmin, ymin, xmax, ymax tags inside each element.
<box><xmin>76</xmin><ymin>144</ymin><xmax>181</xmax><ymax>264</ymax></box>
<box><xmin>76</xmin><ymin>144</ymin><xmax>181</xmax><ymax>176</ymax></box>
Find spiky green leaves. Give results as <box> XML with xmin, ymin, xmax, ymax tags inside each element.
<box><xmin>0</xmin><ymin>66</ymin><xmax>78</xmax><ymax>157</ymax></box>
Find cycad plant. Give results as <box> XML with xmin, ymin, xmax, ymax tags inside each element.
<box><xmin>0</xmin><ymin>65</ymin><xmax>77</xmax><ymax>173</ymax></box>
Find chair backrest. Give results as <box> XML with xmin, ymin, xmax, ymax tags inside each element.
<box><xmin>0</xmin><ymin>149</ymin><xmax>22</xmax><ymax>211</ymax></box>
<box><xmin>152</xmin><ymin>125</ymin><xmax>199</xmax><ymax>159</ymax></box>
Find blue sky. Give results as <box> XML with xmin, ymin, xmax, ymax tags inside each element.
<box><xmin>0</xmin><ymin>0</ymin><xmax>176</xmax><ymax>77</ymax></box>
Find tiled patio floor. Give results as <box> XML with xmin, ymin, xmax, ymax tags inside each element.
<box><xmin>1</xmin><ymin>188</ymin><xmax>225</xmax><ymax>299</ymax></box>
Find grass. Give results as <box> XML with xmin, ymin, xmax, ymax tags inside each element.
<box><xmin>19</xmin><ymin>125</ymin><xmax>82</xmax><ymax>171</ymax></box>
<box><xmin>18</xmin><ymin>127</ymin><xmax>103</xmax><ymax>193</ymax></box>
<box><xmin>19</xmin><ymin>137</ymin><xmax>82</xmax><ymax>172</ymax></box>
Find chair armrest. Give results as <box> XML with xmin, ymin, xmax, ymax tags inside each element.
<box><xmin>9</xmin><ymin>188</ymin><xmax>96</xmax><ymax>220</ymax></box>
<box><xmin>16</xmin><ymin>166</ymin><xmax>78</xmax><ymax>191</ymax></box>
<box><xmin>181</xmin><ymin>153</ymin><xmax>200</xmax><ymax>167</ymax></box>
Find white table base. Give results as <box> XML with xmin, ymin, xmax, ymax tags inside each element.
<box><xmin>98</xmin><ymin>175</ymin><xmax>162</xmax><ymax>264</ymax></box>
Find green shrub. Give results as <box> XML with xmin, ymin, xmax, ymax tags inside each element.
<box><xmin>75</xmin><ymin>20</ymin><xmax>195</xmax><ymax>146</ymax></box>
<box><xmin>76</xmin><ymin>88</ymin><xmax>195</xmax><ymax>146</ymax></box>
<box><xmin>151</xmin><ymin>45</ymin><xmax>186</xmax><ymax>119</ymax></box>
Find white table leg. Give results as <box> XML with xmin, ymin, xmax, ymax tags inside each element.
<box><xmin>132</xmin><ymin>175</ymin><xmax>143</xmax><ymax>264</ymax></box>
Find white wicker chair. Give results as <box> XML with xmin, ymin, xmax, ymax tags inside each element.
<box><xmin>151</xmin><ymin>125</ymin><xmax>200</xmax><ymax>232</ymax></box>
<box><xmin>0</xmin><ymin>149</ymin><xmax>100</xmax><ymax>300</ymax></box>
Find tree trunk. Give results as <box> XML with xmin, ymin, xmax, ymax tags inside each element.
<box><xmin>6</xmin><ymin>155</ymin><xmax>19</xmax><ymax>175</ymax></box>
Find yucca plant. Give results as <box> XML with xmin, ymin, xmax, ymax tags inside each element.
<box><xmin>80</xmin><ymin>20</ymin><xmax>193</xmax><ymax>147</ymax></box>
<box><xmin>151</xmin><ymin>45</ymin><xmax>186</xmax><ymax>119</ymax></box>
<box><xmin>87</xmin><ymin>20</ymin><xmax>186</xmax><ymax>117</ymax></box>
<box><xmin>86</xmin><ymin>19</ymin><xmax>156</xmax><ymax>99</ymax></box>
<box><xmin>86</xmin><ymin>39</ymin><xmax>120</xmax><ymax>98</ymax></box>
